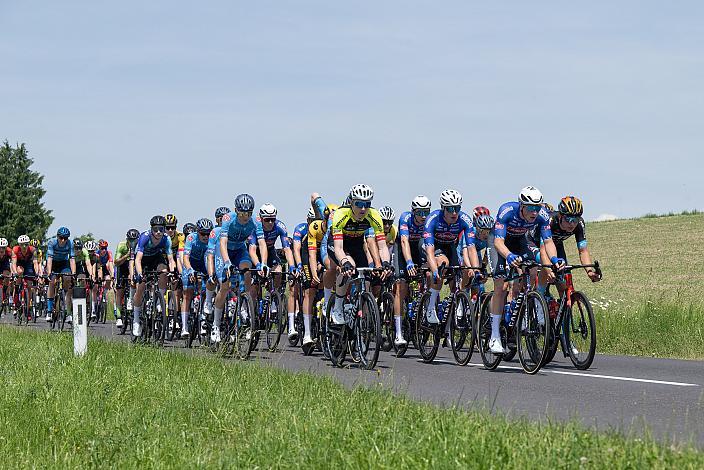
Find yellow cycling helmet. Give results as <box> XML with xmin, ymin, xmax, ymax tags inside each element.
<box><xmin>164</xmin><ymin>214</ymin><xmax>178</xmax><ymax>226</ymax></box>
<box><xmin>30</xmin><ymin>239</ymin><xmax>40</xmax><ymax>247</ymax></box>
<box><xmin>543</xmin><ymin>202</ymin><xmax>554</xmax><ymax>212</ymax></box>
<box><xmin>558</xmin><ymin>196</ymin><xmax>583</xmax><ymax>217</ymax></box>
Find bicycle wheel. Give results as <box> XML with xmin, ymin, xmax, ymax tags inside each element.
<box><xmin>517</xmin><ymin>291</ymin><xmax>551</xmax><ymax>374</ymax></box>
<box><xmin>119</xmin><ymin>296</ymin><xmax>130</xmax><ymax>335</ymax></box>
<box><xmin>58</xmin><ymin>293</ymin><xmax>68</xmax><ymax>332</ymax></box>
<box><xmin>275</xmin><ymin>290</ymin><xmax>287</xmax><ymax>347</ymax></box>
<box><xmin>166</xmin><ymin>291</ymin><xmax>178</xmax><ymax>341</ymax></box>
<box><xmin>265</xmin><ymin>292</ymin><xmax>283</xmax><ymax>352</ymax></box>
<box><xmin>325</xmin><ymin>294</ymin><xmax>347</xmax><ymax>367</ymax></box>
<box><xmin>564</xmin><ymin>291</ymin><xmax>596</xmax><ymax>370</ymax></box>
<box><xmin>415</xmin><ymin>292</ymin><xmax>440</xmax><ymax>363</ymax></box>
<box><xmin>449</xmin><ymin>291</ymin><xmax>475</xmax><ymax>365</ymax></box>
<box><xmin>235</xmin><ymin>292</ymin><xmax>255</xmax><ymax>359</ymax></box>
<box><xmin>100</xmin><ymin>291</ymin><xmax>108</xmax><ymax>323</ymax></box>
<box><xmin>378</xmin><ymin>292</ymin><xmax>395</xmax><ymax>352</ymax></box>
<box><xmin>356</xmin><ymin>292</ymin><xmax>382</xmax><ymax>370</ymax></box>
<box><xmin>153</xmin><ymin>290</ymin><xmax>167</xmax><ymax>347</ymax></box>
<box><xmin>477</xmin><ymin>292</ymin><xmax>502</xmax><ymax>370</ymax></box>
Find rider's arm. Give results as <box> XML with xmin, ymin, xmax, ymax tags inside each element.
<box><xmin>293</xmin><ymin>239</ymin><xmax>302</xmax><ymax>266</ymax></box>
<box><xmin>219</xmin><ymin>235</ymin><xmax>230</xmax><ymax>265</ymax></box>
<box><xmin>166</xmin><ymin>253</ymin><xmax>176</xmax><ymax>273</ymax></box>
<box><xmin>10</xmin><ymin>251</ymin><xmax>17</xmax><ymax>275</ymax></box>
<box><xmin>135</xmin><ymin>252</ymin><xmax>144</xmax><ymax>276</ymax></box>
<box><xmin>257</xmin><ymin>238</ymin><xmax>268</xmax><ymax>267</ymax></box>
<box><xmin>249</xmin><ymin>241</ymin><xmax>260</xmax><ymax>266</ymax></box>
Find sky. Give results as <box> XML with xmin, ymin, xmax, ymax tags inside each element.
<box><xmin>1</xmin><ymin>1</ymin><xmax>702</xmax><ymax>245</ymax></box>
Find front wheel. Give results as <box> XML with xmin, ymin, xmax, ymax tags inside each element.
<box><xmin>235</xmin><ymin>293</ymin><xmax>256</xmax><ymax>359</ymax></box>
<box><xmin>415</xmin><ymin>292</ymin><xmax>440</xmax><ymax>363</ymax></box>
<box><xmin>378</xmin><ymin>292</ymin><xmax>395</xmax><ymax>352</ymax></box>
<box><xmin>325</xmin><ymin>294</ymin><xmax>347</xmax><ymax>367</ymax></box>
<box><xmin>517</xmin><ymin>291</ymin><xmax>550</xmax><ymax>374</ymax></box>
<box><xmin>477</xmin><ymin>292</ymin><xmax>502</xmax><ymax>370</ymax></box>
<box><xmin>356</xmin><ymin>292</ymin><xmax>382</xmax><ymax>370</ymax></box>
<box><xmin>449</xmin><ymin>292</ymin><xmax>475</xmax><ymax>365</ymax></box>
<box><xmin>265</xmin><ymin>292</ymin><xmax>284</xmax><ymax>352</ymax></box>
<box><xmin>564</xmin><ymin>291</ymin><xmax>596</xmax><ymax>370</ymax></box>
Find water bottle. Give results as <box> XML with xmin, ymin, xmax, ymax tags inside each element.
<box><xmin>350</xmin><ymin>283</ymin><xmax>358</xmax><ymax>297</ymax></box>
<box><xmin>438</xmin><ymin>299</ymin><xmax>447</xmax><ymax>322</ymax></box>
<box><xmin>406</xmin><ymin>301</ymin><xmax>414</xmax><ymax>319</ymax></box>
<box><xmin>227</xmin><ymin>297</ymin><xmax>236</xmax><ymax>318</ymax></box>
<box><xmin>503</xmin><ymin>303</ymin><xmax>511</xmax><ymax>324</ymax></box>
<box><xmin>258</xmin><ymin>298</ymin><xmax>263</xmax><ymax>315</ymax></box>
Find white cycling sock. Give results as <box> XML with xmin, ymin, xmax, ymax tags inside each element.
<box><xmin>159</xmin><ymin>288</ymin><xmax>166</xmax><ymax>299</ymax></box>
<box><xmin>181</xmin><ymin>311</ymin><xmax>188</xmax><ymax>329</ymax></box>
<box><xmin>429</xmin><ymin>289</ymin><xmax>439</xmax><ymax>312</ymax></box>
<box><xmin>303</xmin><ymin>313</ymin><xmax>311</xmax><ymax>337</ymax></box>
<box><xmin>394</xmin><ymin>315</ymin><xmax>402</xmax><ymax>336</ymax></box>
<box><xmin>323</xmin><ymin>288</ymin><xmax>332</xmax><ymax>304</ymax></box>
<box><xmin>214</xmin><ymin>307</ymin><xmax>223</xmax><ymax>329</ymax></box>
<box><xmin>334</xmin><ymin>295</ymin><xmax>344</xmax><ymax>311</ymax></box>
<box><xmin>129</xmin><ymin>286</ymin><xmax>135</xmax><ymax>300</ymax></box>
<box><xmin>288</xmin><ymin>312</ymin><xmax>295</xmax><ymax>330</ymax></box>
<box><xmin>205</xmin><ymin>288</ymin><xmax>214</xmax><ymax>307</ymax></box>
<box><xmin>133</xmin><ymin>306</ymin><xmax>142</xmax><ymax>324</ymax></box>
<box><xmin>491</xmin><ymin>314</ymin><xmax>501</xmax><ymax>338</ymax></box>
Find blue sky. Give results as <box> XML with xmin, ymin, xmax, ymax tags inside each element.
<box><xmin>1</xmin><ymin>1</ymin><xmax>702</xmax><ymax>245</ymax></box>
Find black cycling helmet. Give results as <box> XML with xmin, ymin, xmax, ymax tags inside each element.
<box><xmin>234</xmin><ymin>194</ymin><xmax>255</xmax><ymax>212</ymax></box>
<box><xmin>73</xmin><ymin>238</ymin><xmax>83</xmax><ymax>249</ymax></box>
<box><xmin>182</xmin><ymin>223</ymin><xmax>197</xmax><ymax>236</ymax></box>
<box><xmin>126</xmin><ymin>228</ymin><xmax>140</xmax><ymax>240</ymax></box>
<box><xmin>150</xmin><ymin>215</ymin><xmax>166</xmax><ymax>227</ymax></box>
<box><xmin>215</xmin><ymin>206</ymin><xmax>231</xmax><ymax>218</ymax></box>
<box><xmin>196</xmin><ymin>218</ymin><xmax>214</xmax><ymax>232</ymax></box>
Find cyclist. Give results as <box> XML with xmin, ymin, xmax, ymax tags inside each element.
<box><xmin>94</xmin><ymin>239</ymin><xmax>114</xmax><ymax>317</ymax></box>
<box><xmin>45</xmin><ymin>227</ymin><xmax>76</xmax><ymax>323</ymax></box>
<box><xmin>165</xmin><ymin>214</ymin><xmax>184</xmax><ymax>323</ymax></box>
<box><xmin>328</xmin><ymin>184</ymin><xmax>393</xmax><ymax>324</ymax></box>
<box><xmin>72</xmin><ymin>238</ymin><xmax>95</xmax><ymax>316</ymax></box>
<box><xmin>488</xmin><ymin>186</ymin><xmax>563</xmax><ymax>354</ymax></box>
<box><xmin>132</xmin><ymin>215</ymin><xmax>176</xmax><ymax>337</ymax></box>
<box><xmin>30</xmin><ymin>239</ymin><xmax>44</xmax><ymax>277</ymax></box>
<box><xmin>208</xmin><ymin>194</ymin><xmax>260</xmax><ymax>343</ymax></box>
<box><xmin>83</xmin><ymin>240</ymin><xmax>102</xmax><ymax>319</ymax></box>
<box><xmin>392</xmin><ymin>195</ymin><xmax>432</xmax><ymax>347</ymax></box>
<box><xmin>181</xmin><ymin>218</ymin><xmax>216</xmax><ymax>339</ymax></box>
<box><xmin>114</xmin><ymin>229</ymin><xmax>139</xmax><ymax>328</ymax></box>
<box><xmin>461</xmin><ymin>208</ymin><xmax>494</xmax><ymax>294</ymax></box>
<box><xmin>248</xmin><ymin>203</ymin><xmax>295</xmax><ymax>298</ymax></box>
<box><xmin>0</xmin><ymin>238</ymin><xmax>12</xmax><ymax>310</ymax></box>
<box><xmin>11</xmin><ymin>235</ymin><xmax>39</xmax><ymax>317</ymax></box>
<box><xmin>528</xmin><ymin>196</ymin><xmax>601</xmax><ymax>296</ymax></box>
<box><xmin>422</xmin><ymin>190</ymin><xmax>481</xmax><ymax>325</ymax></box>
<box><xmin>289</xmin><ymin>208</ymin><xmax>313</xmax><ymax>340</ymax></box>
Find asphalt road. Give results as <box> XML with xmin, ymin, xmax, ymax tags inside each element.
<box><xmin>5</xmin><ymin>314</ymin><xmax>703</xmax><ymax>447</ymax></box>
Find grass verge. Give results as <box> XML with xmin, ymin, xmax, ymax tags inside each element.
<box><xmin>0</xmin><ymin>327</ymin><xmax>701</xmax><ymax>468</ymax></box>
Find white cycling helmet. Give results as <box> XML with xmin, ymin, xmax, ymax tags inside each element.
<box><xmin>379</xmin><ymin>206</ymin><xmax>395</xmax><ymax>221</ymax></box>
<box><xmin>348</xmin><ymin>183</ymin><xmax>374</xmax><ymax>202</ymax></box>
<box><xmin>307</xmin><ymin>206</ymin><xmax>316</xmax><ymax>219</ymax></box>
<box><xmin>439</xmin><ymin>189</ymin><xmax>463</xmax><ymax>207</ymax></box>
<box><xmin>18</xmin><ymin>234</ymin><xmax>30</xmax><ymax>244</ymax></box>
<box><xmin>85</xmin><ymin>240</ymin><xmax>98</xmax><ymax>251</ymax></box>
<box><xmin>411</xmin><ymin>195</ymin><xmax>432</xmax><ymax>211</ymax></box>
<box><xmin>259</xmin><ymin>203</ymin><xmax>277</xmax><ymax>218</ymax></box>
<box><xmin>519</xmin><ymin>186</ymin><xmax>544</xmax><ymax>205</ymax></box>
<box><xmin>0</xmin><ymin>238</ymin><xmax>7</xmax><ymax>248</ymax></box>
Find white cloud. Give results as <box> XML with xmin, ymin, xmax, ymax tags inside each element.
<box><xmin>594</xmin><ymin>213</ymin><xmax>618</xmax><ymax>222</ymax></box>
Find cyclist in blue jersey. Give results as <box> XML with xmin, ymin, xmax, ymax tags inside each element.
<box><xmin>45</xmin><ymin>227</ymin><xmax>77</xmax><ymax>322</ymax></box>
<box><xmin>289</xmin><ymin>208</ymin><xmax>313</xmax><ymax>340</ymax></box>
<box><xmin>180</xmin><ymin>218</ymin><xmax>216</xmax><ymax>339</ymax></box>
<box><xmin>392</xmin><ymin>195</ymin><xmax>432</xmax><ymax>347</ymax></box>
<box><xmin>131</xmin><ymin>215</ymin><xmax>176</xmax><ymax>337</ymax></box>
<box><xmin>457</xmin><ymin>208</ymin><xmax>494</xmax><ymax>294</ymax></box>
<box><xmin>487</xmin><ymin>186</ymin><xmax>564</xmax><ymax>354</ymax></box>
<box><xmin>249</xmin><ymin>203</ymin><xmax>296</xmax><ymax>277</ymax></box>
<box><xmin>422</xmin><ymin>190</ymin><xmax>481</xmax><ymax>325</ymax></box>
<box><xmin>208</xmin><ymin>194</ymin><xmax>261</xmax><ymax>343</ymax></box>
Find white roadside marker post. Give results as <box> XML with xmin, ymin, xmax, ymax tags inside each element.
<box><xmin>72</xmin><ymin>285</ymin><xmax>87</xmax><ymax>356</ymax></box>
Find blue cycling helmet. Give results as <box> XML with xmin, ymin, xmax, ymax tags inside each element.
<box><xmin>234</xmin><ymin>194</ymin><xmax>255</xmax><ymax>212</ymax></box>
<box><xmin>215</xmin><ymin>206</ymin><xmax>231</xmax><ymax>218</ymax></box>
<box><xmin>57</xmin><ymin>227</ymin><xmax>70</xmax><ymax>238</ymax></box>
<box><xmin>196</xmin><ymin>218</ymin><xmax>214</xmax><ymax>232</ymax></box>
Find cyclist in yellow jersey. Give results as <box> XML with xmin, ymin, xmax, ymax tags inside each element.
<box><xmin>328</xmin><ymin>184</ymin><xmax>393</xmax><ymax>325</ymax></box>
<box><xmin>165</xmin><ymin>213</ymin><xmax>184</xmax><ymax>319</ymax></box>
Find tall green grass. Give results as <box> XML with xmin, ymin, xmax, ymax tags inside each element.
<box><xmin>1</xmin><ymin>327</ymin><xmax>701</xmax><ymax>468</ymax></box>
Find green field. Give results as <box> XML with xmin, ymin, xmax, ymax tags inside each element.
<box><xmin>561</xmin><ymin>212</ymin><xmax>704</xmax><ymax>359</ymax></box>
<box><xmin>1</xmin><ymin>327</ymin><xmax>701</xmax><ymax>469</ymax></box>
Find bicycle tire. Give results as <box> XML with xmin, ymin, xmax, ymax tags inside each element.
<box><xmin>517</xmin><ymin>291</ymin><xmax>550</xmax><ymax>374</ymax></box>
<box><xmin>100</xmin><ymin>290</ymin><xmax>107</xmax><ymax>323</ymax></box>
<box><xmin>378</xmin><ymin>292</ymin><xmax>395</xmax><ymax>352</ymax></box>
<box><xmin>153</xmin><ymin>290</ymin><xmax>167</xmax><ymax>347</ymax></box>
<box><xmin>265</xmin><ymin>291</ymin><xmax>283</xmax><ymax>352</ymax></box>
<box><xmin>477</xmin><ymin>292</ymin><xmax>502</xmax><ymax>370</ymax></box>
<box><xmin>564</xmin><ymin>291</ymin><xmax>596</xmax><ymax>370</ymax></box>
<box><xmin>415</xmin><ymin>292</ymin><xmax>440</xmax><ymax>363</ymax></box>
<box><xmin>450</xmin><ymin>291</ymin><xmax>475</xmax><ymax>365</ymax></box>
<box><xmin>275</xmin><ymin>289</ymin><xmax>287</xmax><ymax>347</ymax></box>
<box><xmin>357</xmin><ymin>291</ymin><xmax>382</xmax><ymax>370</ymax></box>
<box><xmin>58</xmin><ymin>293</ymin><xmax>67</xmax><ymax>332</ymax></box>
<box><xmin>235</xmin><ymin>292</ymin><xmax>255</xmax><ymax>359</ymax></box>
<box><xmin>119</xmin><ymin>295</ymin><xmax>130</xmax><ymax>335</ymax></box>
<box><xmin>166</xmin><ymin>291</ymin><xmax>178</xmax><ymax>341</ymax></box>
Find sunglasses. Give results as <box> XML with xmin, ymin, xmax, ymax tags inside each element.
<box><xmin>198</xmin><ymin>230</ymin><xmax>212</xmax><ymax>237</ymax></box>
<box><xmin>262</xmin><ymin>218</ymin><xmax>276</xmax><ymax>223</ymax></box>
<box><xmin>152</xmin><ymin>225</ymin><xmax>165</xmax><ymax>233</ymax></box>
<box><xmin>444</xmin><ymin>206</ymin><xmax>461</xmax><ymax>214</ymax></box>
<box><xmin>414</xmin><ymin>210</ymin><xmax>430</xmax><ymax>217</ymax></box>
<box><xmin>58</xmin><ymin>236</ymin><xmax>68</xmax><ymax>241</ymax></box>
<box><xmin>237</xmin><ymin>210</ymin><xmax>253</xmax><ymax>216</ymax></box>
<box><xmin>523</xmin><ymin>204</ymin><xmax>542</xmax><ymax>213</ymax></box>
<box><xmin>353</xmin><ymin>201</ymin><xmax>372</xmax><ymax>209</ymax></box>
<box><xmin>563</xmin><ymin>215</ymin><xmax>580</xmax><ymax>224</ymax></box>
<box><xmin>165</xmin><ymin>226</ymin><xmax>177</xmax><ymax>231</ymax></box>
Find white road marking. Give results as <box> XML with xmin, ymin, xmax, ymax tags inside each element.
<box><xmin>428</xmin><ymin>359</ymin><xmax>700</xmax><ymax>387</ymax></box>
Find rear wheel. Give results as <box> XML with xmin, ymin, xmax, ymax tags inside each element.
<box><xmin>265</xmin><ymin>292</ymin><xmax>283</xmax><ymax>352</ymax></box>
<box><xmin>58</xmin><ymin>293</ymin><xmax>67</xmax><ymax>332</ymax></box>
<box><xmin>325</xmin><ymin>294</ymin><xmax>347</xmax><ymax>367</ymax></box>
<box><xmin>517</xmin><ymin>291</ymin><xmax>550</xmax><ymax>374</ymax></box>
<box><xmin>449</xmin><ymin>292</ymin><xmax>475</xmax><ymax>365</ymax></box>
<box><xmin>152</xmin><ymin>291</ymin><xmax>167</xmax><ymax>347</ymax></box>
<box><xmin>564</xmin><ymin>291</ymin><xmax>596</xmax><ymax>370</ymax></box>
<box><xmin>167</xmin><ymin>292</ymin><xmax>179</xmax><ymax>341</ymax></box>
<box><xmin>235</xmin><ymin>293</ymin><xmax>256</xmax><ymax>359</ymax></box>
<box><xmin>415</xmin><ymin>292</ymin><xmax>440</xmax><ymax>363</ymax></box>
<box><xmin>357</xmin><ymin>292</ymin><xmax>382</xmax><ymax>370</ymax></box>
<box><xmin>378</xmin><ymin>292</ymin><xmax>395</xmax><ymax>352</ymax></box>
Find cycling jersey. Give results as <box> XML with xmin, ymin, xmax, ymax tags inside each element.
<box><xmin>457</xmin><ymin>229</ymin><xmax>489</xmax><ymax>264</ymax></box>
<box><xmin>114</xmin><ymin>240</ymin><xmax>134</xmax><ymax>265</ymax></box>
<box><xmin>331</xmin><ymin>207</ymin><xmax>385</xmax><ymax>242</ymax></box>
<box><xmin>292</xmin><ymin>222</ymin><xmax>308</xmax><ymax>244</ymax></box>
<box><xmin>365</xmin><ymin>224</ymin><xmax>397</xmax><ymax>246</ymax></box>
<box><xmin>12</xmin><ymin>246</ymin><xmax>36</xmax><ymax>264</ymax></box>
<box><xmin>170</xmin><ymin>231</ymin><xmax>185</xmax><ymax>257</ymax></box>
<box><xmin>422</xmin><ymin>210</ymin><xmax>475</xmax><ymax>247</ymax></box>
<box><xmin>46</xmin><ymin>238</ymin><xmax>75</xmax><ymax>261</ymax></box>
<box><xmin>398</xmin><ymin>211</ymin><xmax>425</xmax><ymax>242</ymax></box>
<box><xmin>183</xmin><ymin>232</ymin><xmax>209</xmax><ymax>268</ymax></box>
<box><xmin>136</xmin><ymin>231</ymin><xmax>172</xmax><ymax>257</ymax></box>
<box><xmin>206</xmin><ymin>226</ymin><xmax>225</xmax><ymax>258</ymax></box>
<box><xmin>527</xmin><ymin>212</ymin><xmax>587</xmax><ymax>249</ymax></box>
<box><xmin>306</xmin><ymin>220</ymin><xmax>327</xmax><ymax>252</ymax></box>
<box><xmin>97</xmin><ymin>249</ymin><xmax>113</xmax><ymax>266</ymax></box>
<box><xmin>494</xmin><ymin>202</ymin><xmax>552</xmax><ymax>241</ymax></box>
<box><xmin>220</xmin><ymin>217</ymin><xmax>260</xmax><ymax>251</ymax></box>
<box><xmin>252</xmin><ymin>219</ymin><xmax>290</xmax><ymax>249</ymax></box>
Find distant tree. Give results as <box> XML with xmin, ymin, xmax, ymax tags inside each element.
<box><xmin>0</xmin><ymin>141</ymin><xmax>53</xmax><ymax>242</ymax></box>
